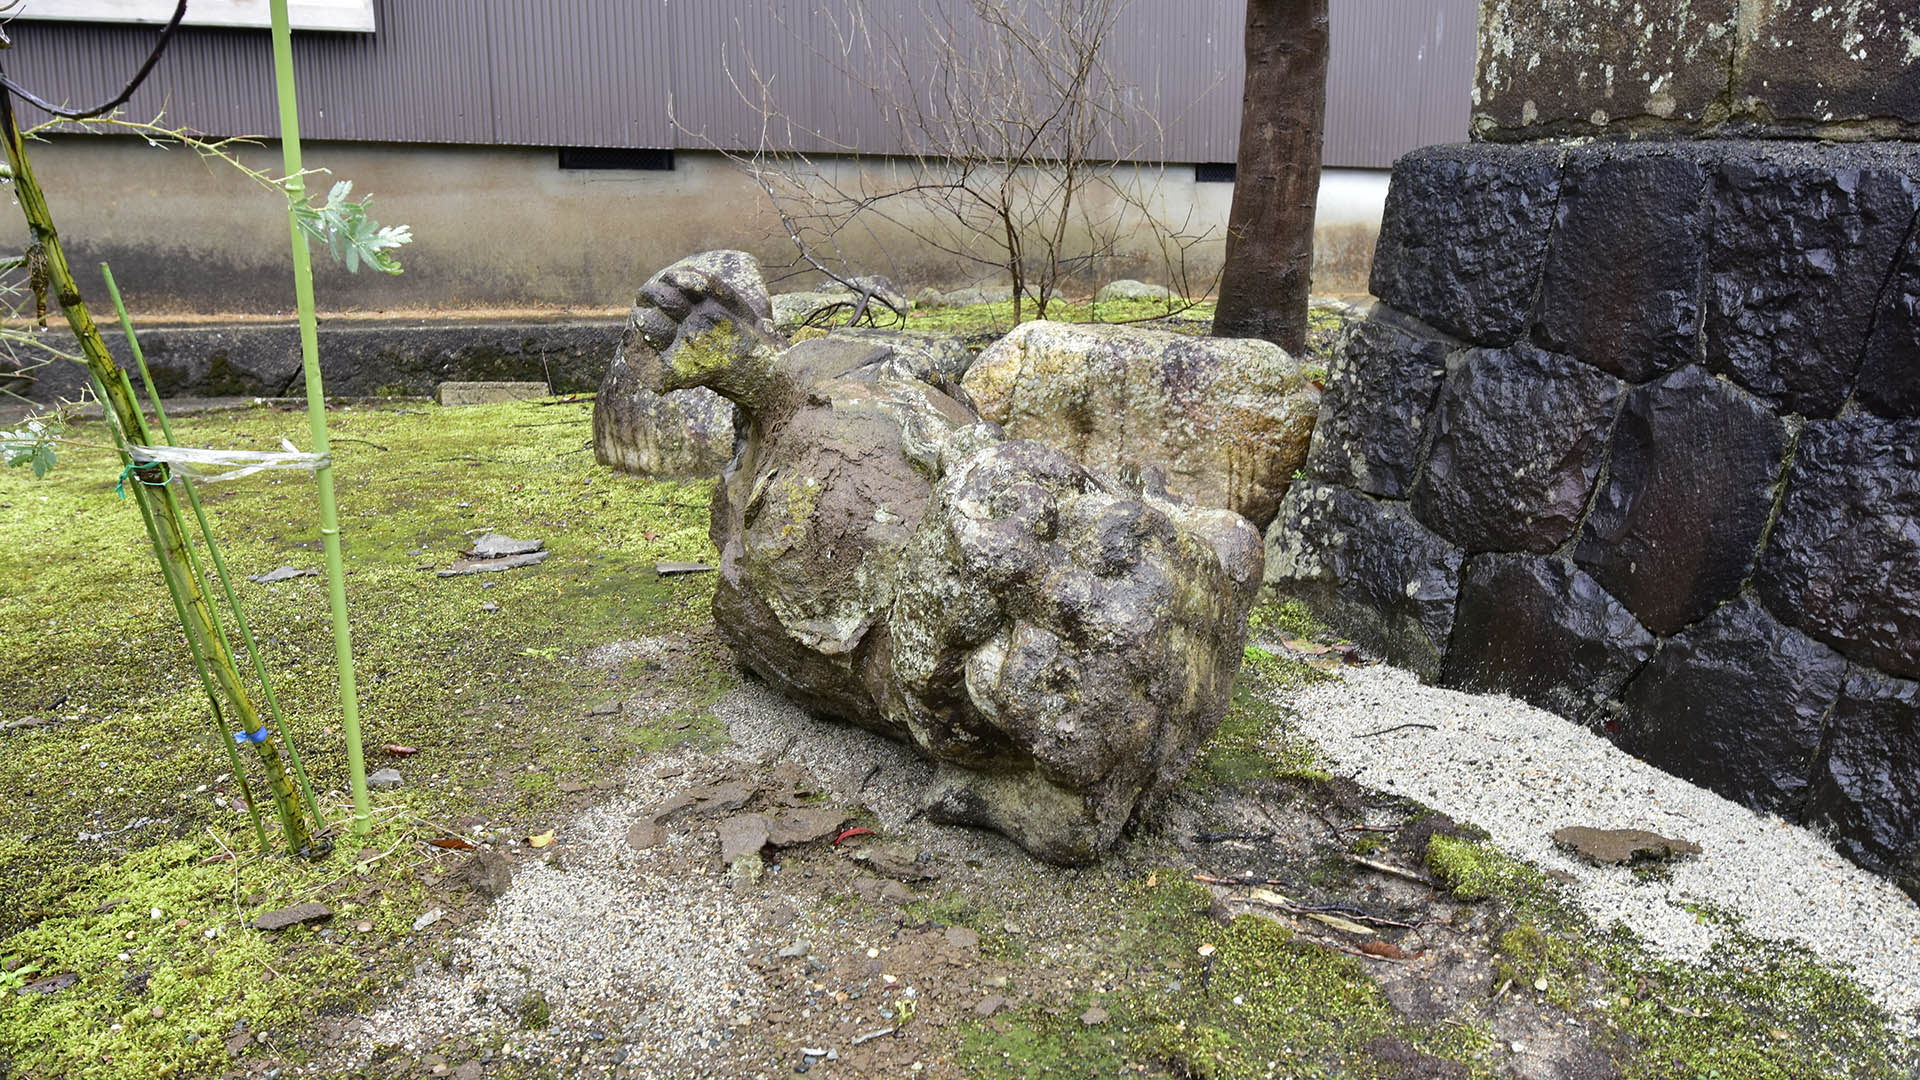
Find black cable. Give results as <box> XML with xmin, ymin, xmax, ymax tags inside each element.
<box><xmin>0</xmin><ymin>0</ymin><xmax>190</xmax><ymax>121</ymax></box>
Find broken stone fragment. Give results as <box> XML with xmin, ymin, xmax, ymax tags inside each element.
<box><xmin>765</xmin><ymin>807</ymin><xmax>850</xmax><ymax>847</ymax></box>
<box><xmin>717</xmin><ymin>813</ymin><xmax>771</xmax><ymax>864</ymax></box>
<box><xmin>251</xmin><ymin>902</ymin><xmax>332</xmax><ymax>931</ymax></box>
<box><xmin>1551</xmin><ymin>826</ymin><xmax>1701</xmax><ymax>866</ymax></box>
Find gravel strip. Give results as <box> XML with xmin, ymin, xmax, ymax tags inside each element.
<box><xmin>1287</xmin><ymin>663</ymin><xmax>1920</xmax><ymax>1033</ymax></box>
<box><xmin>348</xmin><ymin>746</ymin><xmax>767</xmax><ymax>1076</ymax></box>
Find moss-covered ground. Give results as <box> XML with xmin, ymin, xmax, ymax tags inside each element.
<box><xmin>0</xmin><ymin>398</ymin><xmax>720</xmax><ymax>1078</ymax></box>
<box><xmin>2</xmin><ymin>393</ymin><xmax>1913</xmax><ymax>1080</ymax></box>
<box><xmin>944</xmin><ymin>633</ymin><xmax>1918</xmax><ymax>1079</ymax></box>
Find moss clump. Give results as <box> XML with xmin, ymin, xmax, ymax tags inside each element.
<box><xmin>513</xmin><ymin>989</ymin><xmax>551</xmax><ymax>1030</ymax></box>
<box><xmin>1248</xmin><ymin>598</ymin><xmax>1329</xmax><ymax>642</ymax></box>
<box><xmin>1424</xmin><ymin>834</ymin><xmax>1548</xmax><ymax>903</ymax></box>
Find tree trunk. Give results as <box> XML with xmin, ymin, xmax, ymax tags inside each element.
<box><xmin>1211</xmin><ymin>0</ymin><xmax>1329</xmax><ymax>354</ymax></box>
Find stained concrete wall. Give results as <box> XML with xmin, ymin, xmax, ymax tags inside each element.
<box><xmin>1476</xmin><ymin>0</ymin><xmax>1920</xmax><ymax>142</ymax></box>
<box><xmin>0</xmin><ymin>139</ymin><xmax>1387</xmax><ymax>316</ymax></box>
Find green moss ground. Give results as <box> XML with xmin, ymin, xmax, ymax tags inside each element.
<box><xmin>0</xmin><ymin>399</ymin><xmax>719</xmax><ymax>1078</ymax></box>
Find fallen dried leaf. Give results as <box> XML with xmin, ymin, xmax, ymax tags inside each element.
<box><xmin>527</xmin><ymin>830</ymin><xmax>555</xmax><ymax>848</ymax></box>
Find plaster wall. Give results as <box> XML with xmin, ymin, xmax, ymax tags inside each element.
<box><xmin>0</xmin><ymin>140</ymin><xmax>1386</xmax><ymax>315</ymax></box>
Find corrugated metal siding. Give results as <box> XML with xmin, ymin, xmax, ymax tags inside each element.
<box><xmin>2</xmin><ymin>0</ymin><xmax>1474</xmax><ymax>167</ymax></box>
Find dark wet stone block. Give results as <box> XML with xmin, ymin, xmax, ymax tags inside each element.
<box><xmin>1756</xmin><ymin>415</ymin><xmax>1920</xmax><ymax>679</ymax></box>
<box><xmin>1370</xmin><ymin>143</ymin><xmax>1564</xmax><ymax>347</ymax></box>
<box><xmin>1442</xmin><ymin>553</ymin><xmax>1654</xmax><ymax>723</ymax></box>
<box><xmin>1264</xmin><ymin>482</ymin><xmax>1463</xmax><ymax>680</ymax></box>
<box><xmin>1617</xmin><ymin>596</ymin><xmax>1847</xmax><ymax>817</ymax></box>
<box><xmin>1806</xmin><ymin>670</ymin><xmax>1920</xmax><ymax>899</ymax></box>
<box><xmin>1573</xmin><ymin>367</ymin><xmax>1788</xmax><ymax>635</ymax></box>
<box><xmin>1411</xmin><ymin>345</ymin><xmax>1624</xmax><ymax>554</ymax></box>
<box><xmin>1304</xmin><ymin>306</ymin><xmax>1453</xmax><ymax>500</ymax></box>
<box><xmin>1705</xmin><ymin>144</ymin><xmax>1919</xmax><ymax>418</ymax></box>
<box><xmin>1857</xmin><ymin>226</ymin><xmax>1920</xmax><ymax>419</ymax></box>
<box><xmin>1536</xmin><ymin>147</ymin><xmax>1710</xmax><ymax>382</ymax></box>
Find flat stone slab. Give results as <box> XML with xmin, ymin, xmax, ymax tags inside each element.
<box><xmin>437</xmin><ymin>381</ymin><xmax>551</xmax><ymax>406</ymax></box>
<box><xmin>248</xmin><ymin>565</ymin><xmax>318</xmax><ymax>584</ymax></box>
<box><xmin>469</xmin><ymin>533</ymin><xmax>545</xmax><ymax>558</ymax></box>
<box><xmin>1552</xmin><ymin>826</ymin><xmax>1701</xmax><ymax>866</ymax></box>
<box><xmin>437</xmin><ymin>550</ymin><xmax>552</xmax><ymax>577</ymax></box>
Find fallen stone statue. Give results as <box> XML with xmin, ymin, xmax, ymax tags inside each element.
<box><xmin>620</xmin><ymin>251</ymin><xmax>1264</xmax><ymax>863</ymax></box>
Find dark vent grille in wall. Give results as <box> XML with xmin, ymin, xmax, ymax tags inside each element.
<box><xmin>558</xmin><ymin>147</ymin><xmax>675</xmax><ymax>171</ymax></box>
<box><xmin>1195</xmin><ymin>162</ymin><xmax>1236</xmax><ymax>183</ymax></box>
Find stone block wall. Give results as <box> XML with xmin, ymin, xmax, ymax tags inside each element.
<box><xmin>1267</xmin><ymin>139</ymin><xmax>1920</xmax><ymax>896</ymax></box>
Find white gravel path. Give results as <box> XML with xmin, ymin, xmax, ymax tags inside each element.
<box><xmin>1286</xmin><ymin>663</ymin><xmax>1920</xmax><ymax>1034</ymax></box>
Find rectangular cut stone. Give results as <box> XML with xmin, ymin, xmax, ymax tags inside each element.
<box><xmin>1738</xmin><ymin>3</ymin><xmax>1920</xmax><ymax>133</ymax></box>
<box><xmin>1474</xmin><ymin>0</ymin><xmax>1739</xmax><ymax>139</ymax></box>
<box><xmin>436</xmin><ymin>381</ymin><xmax>551</xmax><ymax>406</ymax></box>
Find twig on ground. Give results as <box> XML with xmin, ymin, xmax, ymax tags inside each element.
<box><xmin>1356</xmin><ymin>722</ymin><xmax>1440</xmax><ymax>738</ymax></box>
<box><xmin>1345</xmin><ymin>854</ymin><xmax>1435</xmax><ymax>886</ymax></box>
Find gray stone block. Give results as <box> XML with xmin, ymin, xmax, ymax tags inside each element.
<box><xmin>1617</xmin><ymin>596</ymin><xmax>1848</xmax><ymax>817</ymax></box>
<box><xmin>1303</xmin><ymin>306</ymin><xmax>1454</xmax><ymax>500</ymax></box>
<box><xmin>436</xmin><ymin>381</ymin><xmax>551</xmax><ymax>406</ymax></box>
<box><xmin>1474</xmin><ymin>0</ymin><xmax>1740</xmax><ymax>139</ymax></box>
<box><xmin>1441</xmin><ymin>553</ymin><xmax>1655</xmax><ymax>724</ymax></box>
<box><xmin>1411</xmin><ymin>344</ymin><xmax>1624</xmax><ymax>554</ymax></box>
<box><xmin>1573</xmin><ymin>367</ymin><xmax>1788</xmax><ymax>635</ymax></box>
<box><xmin>1756</xmin><ymin>414</ymin><xmax>1920</xmax><ymax>680</ymax></box>
<box><xmin>1737</xmin><ymin>4</ymin><xmax>1920</xmax><ymax>132</ymax></box>
<box><xmin>1263</xmin><ymin>482</ymin><xmax>1463</xmax><ymax>680</ymax></box>
<box><xmin>1369</xmin><ymin>143</ymin><xmax>1564</xmax><ymax>347</ymax></box>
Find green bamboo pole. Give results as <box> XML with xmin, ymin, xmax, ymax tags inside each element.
<box><xmin>87</xmin><ymin>370</ymin><xmax>271</xmax><ymax>852</ymax></box>
<box><xmin>101</xmin><ymin>263</ymin><xmax>327</xmax><ymax>830</ymax></box>
<box><xmin>269</xmin><ymin>0</ymin><xmax>371</xmax><ymax>835</ymax></box>
<box><xmin>0</xmin><ymin>88</ymin><xmax>313</xmax><ymax>854</ymax></box>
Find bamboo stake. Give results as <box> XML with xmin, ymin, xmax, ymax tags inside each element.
<box><xmin>0</xmin><ymin>87</ymin><xmax>314</xmax><ymax>855</ymax></box>
<box><xmin>269</xmin><ymin>0</ymin><xmax>371</xmax><ymax>835</ymax></box>
<box><xmin>101</xmin><ymin>263</ymin><xmax>328</xmax><ymax>830</ymax></box>
<box><xmin>86</xmin><ymin>371</ymin><xmax>271</xmax><ymax>852</ymax></box>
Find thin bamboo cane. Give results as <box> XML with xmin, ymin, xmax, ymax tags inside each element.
<box><xmin>0</xmin><ymin>88</ymin><xmax>315</xmax><ymax>855</ymax></box>
<box><xmin>100</xmin><ymin>263</ymin><xmax>328</xmax><ymax>831</ymax></box>
<box><xmin>87</xmin><ymin>371</ymin><xmax>271</xmax><ymax>852</ymax></box>
<box><xmin>269</xmin><ymin>0</ymin><xmax>371</xmax><ymax>836</ymax></box>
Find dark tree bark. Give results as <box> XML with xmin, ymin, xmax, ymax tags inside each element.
<box><xmin>1211</xmin><ymin>0</ymin><xmax>1330</xmax><ymax>353</ymax></box>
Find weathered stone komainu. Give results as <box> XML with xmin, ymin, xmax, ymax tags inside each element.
<box><xmin>1270</xmin><ymin>139</ymin><xmax>1920</xmax><ymax>898</ymax></box>
<box><xmin>620</xmin><ymin>251</ymin><xmax>1263</xmax><ymax>864</ymax></box>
